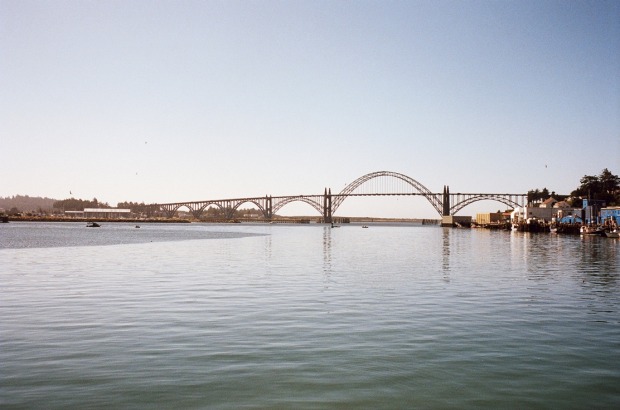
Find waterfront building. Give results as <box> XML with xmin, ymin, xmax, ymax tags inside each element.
<box><xmin>512</xmin><ymin>199</ymin><xmax>584</xmax><ymax>224</ymax></box>
<box><xmin>557</xmin><ymin>214</ymin><xmax>582</xmax><ymax>224</ymax></box>
<box><xmin>601</xmin><ymin>206</ymin><xmax>620</xmax><ymax>225</ymax></box>
<box><xmin>582</xmin><ymin>199</ymin><xmax>606</xmax><ymax>224</ymax></box>
<box><xmin>476</xmin><ymin>212</ymin><xmax>506</xmax><ymax>225</ymax></box>
<box><xmin>540</xmin><ymin>197</ymin><xmax>558</xmax><ymax>208</ymax></box>
<box><xmin>83</xmin><ymin>208</ymin><xmax>131</xmax><ymax>219</ymax></box>
<box><xmin>511</xmin><ymin>206</ymin><xmax>555</xmax><ymax>223</ymax></box>
<box><xmin>553</xmin><ymin>200</ymin><xmax>572</xmax><ymax>209</ymax></box>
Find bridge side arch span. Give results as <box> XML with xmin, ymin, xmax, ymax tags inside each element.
<box><xmin>272</xmin><ymin>196</ymin><xmax>323</xmax><ymax>216</ymax></box>
<box><xmin>332</xmin><ymin>171</ymin><xmax>443</xmax><ymax>216</ymax></box>
<box><xmin>230</xmin><ymin>200</ymin><xmax>268</xmax><ymax>218</ymax></box>
<box><xmin>161</xmin><ymin>203</ymin><xmax>194</xmax><ymax>218</ymax></box>
<box><xmin>450</xmin><ymin>195</ymin><xmax>522</xmax><ymax>215</ymax></box>
<box><xmin>193</xmin><ymin>201</ymin><xmax>227</xmax><ymax>219</ymax></box>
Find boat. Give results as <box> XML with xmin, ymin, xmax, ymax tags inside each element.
<box><xmin>362</xmin><ymin>225</ymin><xmax>368</xmax><ymax>228</ymax></box>
<box><xmin>580</xmin><ymin>225</ymin><xmax>604</xmax><ymax>236</ymax></box>
<box><xmin>86</xmin><ymin>222</ymin><xmax>101</xmax><ymax>227</ymax></box>
<box><xmin>605</xmin><ymin>230</ymin><xmax>619</xmax><ymax>238</ymax></box>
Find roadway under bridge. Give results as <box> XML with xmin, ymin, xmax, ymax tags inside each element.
<box><xmin>151</xmin><ymin>171</ymin><xmax>527</xmax><ymax>222</ymax></box>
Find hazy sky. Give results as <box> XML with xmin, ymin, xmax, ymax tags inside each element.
<box><xmin>1</xmin><ymin>0</ymin><xmax>618</xmax><ymax>218</ymax></box>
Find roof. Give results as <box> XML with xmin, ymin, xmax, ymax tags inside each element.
<box><xmin>553</xmin><ymin>201</ymin><xmax>571</xmax><ymax>208</ymax></box>
<box><xmin>83</xmin><ymin>208</ymin><xmax>131</xmax><ymax>213</ymax></box>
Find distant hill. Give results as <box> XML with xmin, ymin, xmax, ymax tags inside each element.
<box><xmin>0</xmin><ymin>195</ymin><xmax>57</xmax><ymax>212</ymax></box>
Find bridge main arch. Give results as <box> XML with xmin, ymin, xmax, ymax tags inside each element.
<box><xmin>332</xmin><ymin>171</ymin><xmax>443</xmax><ymax>216</ymax></box>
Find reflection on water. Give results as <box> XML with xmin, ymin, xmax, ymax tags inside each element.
<box><xmin>1</xmin><ymin>222</ymin><xmax>619</xmax><ymax>408</ymax></box>
<box><xmin>322</xmin><ymin>226</ymin><xmax>331</xmax><ymax>275</ymax></box>
<box><xmin>441</xmin><ymin>227</ymin><xmax>450</xmax><ymax>277</ymax></box>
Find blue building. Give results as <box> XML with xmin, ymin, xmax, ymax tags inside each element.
<box><xmin>601</xmin><ymin>207</ymin><xmax>620</xmax><ymax>226</ymax></box>
<box><xmin>558</xmin><ymin>215</ymin><xmax>582</xmax><ymax>224</ymax></box>
<box><xmin>582</xmin><ymin>199</ymin><xmax>606</xmax><ymax>224</ymax></box>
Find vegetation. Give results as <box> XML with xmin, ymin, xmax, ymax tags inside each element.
<box><xmin>528</xmin><ymin>188</ymin><xmax>557</xmax><ymax>204</ymax></box>
<box><xmin>117</xmin><ymin>201</ymin><xmax>154</xmax><ymax>215</ymax></box>
<box><xmin>53</xmin><ymin>197</ymin><xmax>110</xmax><ymax>211</ymax></box>
<box><xmin>569</xmin><ymin>168</ymin><xmax>620</xmax><ymax>207</ymax></box>
<box><xmin>0</xmin><ymin>195</ymin><xmax>55</xmax><ymax>214</ymax></box>
<box><xmin>528</xmin><ymin>168</ymin><xmax>619</xmax><ymax>208</ymax></box>
<box><xmin>200</xmin><ymin>206</ymin><xmax>264</xmax><ymax>219</ymax></box>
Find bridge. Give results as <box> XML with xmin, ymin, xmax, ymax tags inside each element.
<box><xmin>151</xmin><ymin>171</ymin><xmax>526</xmax><ymax>222</ymax></box>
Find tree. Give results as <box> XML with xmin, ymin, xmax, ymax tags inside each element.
<box><xmin>599</xmin><ymin>168</ymin><xmax>620</xmax><ymax>196</ymax></box>
<box><xmin>570</xmin><ymin>168</ymin><xmax>619</xmax><ymax>206</ymax></box>
<box><xmin>527</xmin><ymin>187</ymin><xmax>552</xmax><ymax>204</ymax></box>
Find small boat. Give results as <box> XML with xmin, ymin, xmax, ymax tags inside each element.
<box><xmin>362</xmin><ymin>225</ymin><xmax>368</xmax><ymax>228</ymax></box>
<box><xmin>605</xmin><ymin>230</ymin><xmax>619</xmax><ymax>238</ymax></box>
<box><xmin>580</xmin><ymin>225</ymin><xmax>604</xmax><ymax>236</ymax></box>
<box><xmin>135</xmin><ymin>225</ymin><xmax>140</xmax><ymax>228</ymax></box>
<box><xmin>86</xmin><ymin>222</ymin><xmax>101</xmax><ymax>227</ymax></box>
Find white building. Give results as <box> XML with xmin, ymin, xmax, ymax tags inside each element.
<box><xmin>511</xmin><ymin>206</ymin><xmax>555</xmax><ymax>223</ymax></box>
<box><xmin>83</xmin><ymin>208</ymin><xmax>131</xmax><ymax>218</ymax></box>
<box><xmin>511</xmin><ymin>201</ymin><xmax>581</xmax><ymax>224</ymax></box>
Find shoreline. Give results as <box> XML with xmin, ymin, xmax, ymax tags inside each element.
<box><xmin>4</xmin><ymin>216</ymin><xmax>191</xmax><ymax>223</ymax></box>
<box><xmin>3</xmin><ymin>216</ymin><xmax>441</xmax><ymax>224</ymax></box>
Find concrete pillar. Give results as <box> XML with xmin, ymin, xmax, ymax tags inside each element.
<box><xmin>323</xmin><ymin>188</ymin><xmax>332</xmax><ymax>223</ymax></box>
<box><xmin>266</xmin><ymin>195</ymin><xmax>272</xmax><ymax>219</ymax></box>
<box><xmin>442</xmin><ymin>185</ymin><xmax>451</xmax><ymax>216</ymax></box>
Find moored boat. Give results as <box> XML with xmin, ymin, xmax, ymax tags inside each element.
<box><xmin>605</xmin><ymin>230</ymin><xmax>619</xmax><ymax>238</ymax></box>
<box><xmin>86</xmin><ymin>222</ymin><xmax>101</xmax><ymax>227</ymax></box>
<box><xmin>580</xmin><ymin>225</ymin><xmax>604</xmax><ymax>236</ymax></box>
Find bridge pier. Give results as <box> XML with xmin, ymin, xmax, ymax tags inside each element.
<box><xmin>265</xmin><ymin>195</ymin><xmax>273</xmax><ymax>219</ymax></box>
<box><xmin>323</xmin><ymin>188</ymin><xmax>332</xmax><ymax>223</ymax></box>
<box><xmin>442</xmin><ymin>185</ymin><xmax>450</xmax><ymax>216</ymax></box>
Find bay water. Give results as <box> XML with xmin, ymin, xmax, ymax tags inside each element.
<box><xmin>1</xmin><ymin>222</ymin><xmax>619</xmax><ymax>408</ymax></box>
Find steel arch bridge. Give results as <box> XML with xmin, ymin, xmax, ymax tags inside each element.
<box><xmin>151</xmin><ymin>171</ymin><xmax>527</xmax><ymax>221</ymax></box>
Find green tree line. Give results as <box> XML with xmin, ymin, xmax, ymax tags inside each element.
<box><xmin>53</xmin><ymin>197</ymin><xmax>110</xmax><ymax>211</ymax></box>
<box><xmin>528</xmin><ymin>168</ymin><xmax>619</xmax><ymax>207</ymax></box>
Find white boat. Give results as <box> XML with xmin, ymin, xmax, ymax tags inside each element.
<box><xmin>580</xmin><ymin>225</ymin><xmax>604</xmax><ymax>236</ymax></box>
<box><xmin>605</xmin><ymin>230</ymin><xmax>619</xmax><ymax>238</ymax></box>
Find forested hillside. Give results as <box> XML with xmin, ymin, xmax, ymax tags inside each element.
<box><xmin>0</xmin><ymin>195</ymin><xmax>56</xmax><ymax>212</ymax></box>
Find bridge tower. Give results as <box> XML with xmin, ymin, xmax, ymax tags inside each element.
<box><xmin>266</xmin><ymin>195</ymin><xmax>273</xmax><ymax>219</ymax></box>
<box><xmin>323</xmin><ymin>188</ymin><xmax>332</xmax><ymax>223</ymax></box>
<box><xmin>443</xmin><ymin>185</ymin><xmax>450</xmax><ymax>216</ymax></box>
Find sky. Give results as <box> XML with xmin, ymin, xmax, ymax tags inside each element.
<box><xmin>1</xmin><ymin>0</ymin><xmax>619</xmax><ymax>218</ymax></box>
